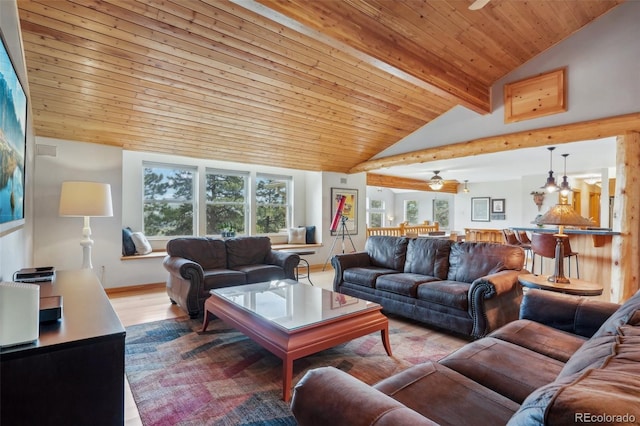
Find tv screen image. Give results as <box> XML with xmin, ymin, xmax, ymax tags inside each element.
<box><xmin>0</xmin><ymin>30</ymin><xmax>27</xmax><ymax>228</ymax></box>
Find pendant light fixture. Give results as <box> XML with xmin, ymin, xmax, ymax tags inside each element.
<box><xmin>542</xmin><ymin>147</ymin><xmax>558</xmax><ymax>193</ymax></box>
<box><xmin>428</xmin><ymin>171</ymin><xmax>444</xmax><ymax>190</ymax></box>
<box><xmin>463</xmin><ymin>180</ymin><xmax>470</xmax><ymax>193</ymax></box>
<box><xmin>559</xmin><ymin>153</ymin><xmax>572</xmax><ymax>196</ymax></box>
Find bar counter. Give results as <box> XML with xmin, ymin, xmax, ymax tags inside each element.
<box><xmin>511</xmin><ymin>227</ymin><xmax>620</xmax><ymax>301</ymax></box>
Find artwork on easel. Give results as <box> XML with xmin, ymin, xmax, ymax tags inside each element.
<box><xmin>330</xmin><ymin>188</ymin><xmax>358</xmax><ymax>235</ymax></box>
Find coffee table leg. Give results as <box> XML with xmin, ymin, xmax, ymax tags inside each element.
<box><xmin>201</xmin><ymin>310</ymin><xmax>211</xmax><ymax>332</ymax></box>
<box><xmin>283</xmin><ymin>357</ymin><xmax>294</xmax><ymax>402</ymax></box>
<box><xmin>381</xmin><ymin>327</ymin><xmax>393</xmax><ymax>356</ymax></box>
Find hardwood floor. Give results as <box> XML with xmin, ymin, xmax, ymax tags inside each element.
<box><xmin>108</xmin><ymin>269</ymin><xmax>336</xmax><ymax>425</ymax></box>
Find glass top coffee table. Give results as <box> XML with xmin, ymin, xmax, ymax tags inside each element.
<box><xmin>201</xmin><ymin>279</ymin><xmax>392</xmax><ymax>401</ymax></box>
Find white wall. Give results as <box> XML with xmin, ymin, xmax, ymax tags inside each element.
<box><xmin>33</xmin><ymin>138</ymin><xmax>126</xmax><ymax>285</ymax></box>
<box><xmin>0</xmin><ymin>0</ymin><xmax>35</xmax><ymax>281</ymax></box>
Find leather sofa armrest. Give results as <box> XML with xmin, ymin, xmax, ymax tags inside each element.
<box><xmin>331</xmin><ymin>252</ymin><xmax>372</xmax><ymax>291</ymax></box>
<box><xmin>163</xmin><ymin>256</ymin><xmax>205</xmax><ymax>318</ymax></box>
<box><xmin>520</xmin><ymin>289</ymin><xmax>620</xmax><ymax>338</ymax></box>
<box><xmin>291</xmin><ymin>367</ymin><xmax>438</xmax><ymax>426</ymax></box>
<box><xmin>163</xmin><ymin>256</ymin><xmax>204</xmax><ymax>281</ymax></box>
<box><xmin>265</xmin><ymin>250</ymin><xmax>300</xmax><ymax>280</ymax></box>
<box><xmin>468</xmin><ymin>270</ymin><xmax>524</xmax><ymax>338</ymax></box>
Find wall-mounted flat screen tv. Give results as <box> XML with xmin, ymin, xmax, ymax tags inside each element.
<box><xmin>0</xmin><ymin>30</ymin><xmax>27</xmax><ymax>230</ymax></box>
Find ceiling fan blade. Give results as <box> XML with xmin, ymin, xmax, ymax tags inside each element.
<box><xmin>469</xmin><ymin>0</ymin><xmax>491</xmax><ymax>10</ymax></box>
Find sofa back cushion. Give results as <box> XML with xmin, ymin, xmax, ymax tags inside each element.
<box><xmin>226</xmin><ymin>236</ymin><xmax>272</xmax><ymax>268</ymax></box>
<box><xmin>447</xmin><ymin>242</ymin><xmax>523</xmax><ymax>283</ymax></box>
<box><xmin>591</xmin><ymin>288</ymin><xmax>640</xmax><ymax>337</ymax></box>
<box><xmin>166</xmin><ymin>237</ymin><xmax>227</xmax><ymax>270</ymax></box>
<box><xmin>404</xmin><ymin>238</ymin><xmax>452</xmax><ymax>279</ymax></box>
<box><xmin>365</xmin><ymin>236</ymin><xmax>409</xmax><ymax>271</ymax></box>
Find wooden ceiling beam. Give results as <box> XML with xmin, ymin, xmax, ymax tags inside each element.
<box><xmin>367</xmin><ymin>173</ymin><xmax>459</xmax><ymax>194</ymax></box>
<box><xmin>351</xmin><ymin>113</ymin><xmax>640</xmax><ymax>173</ymax></box>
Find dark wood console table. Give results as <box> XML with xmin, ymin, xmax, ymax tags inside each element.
<box><xmin>0</xmin><ymin>269</ymin><xmax>126</xmax><ymax>425</ymax></box>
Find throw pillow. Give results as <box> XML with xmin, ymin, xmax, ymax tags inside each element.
<box><xmin>131</xmin><ymin>231</ymin><xmax>153</xmax><ymax>255</ymax></box>
<box><xmin>288</xmin><ymin>227</ymin><xmax>306</xmax><ymax>244</ymax></box>
<box><xmin>122</xmin><ymin>227</ymin><xmax>136</xmax><ymax>256</ymax></box>
<box><xmin>305</xmin><ymin>226</ymin><xmax>316</xmax><ymax>244</ymax></box>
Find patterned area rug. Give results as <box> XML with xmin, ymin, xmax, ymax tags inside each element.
<box><xmin>125</xmin><ymin>315</ymin><xmax>468</xmax><ymax>426</ymax></box>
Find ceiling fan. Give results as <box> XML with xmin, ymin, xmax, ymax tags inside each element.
<box><xmin>469</xmin><ymin>0</ymin><xmax>491</xmax><ymax>10</ymax></box>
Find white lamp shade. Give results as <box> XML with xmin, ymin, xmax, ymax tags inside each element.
<box><xmin>59</xmin><ymin>181</ymin><xmax>114</xmax><ymax>217</ymax></box>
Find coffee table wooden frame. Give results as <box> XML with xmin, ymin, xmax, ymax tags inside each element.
<box><xmin>202</xmin><ymin>290</ymin><xmax>392</xmax><ymax>402</ymax></box>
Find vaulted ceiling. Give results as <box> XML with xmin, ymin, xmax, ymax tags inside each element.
<box><xmin>17</xmin><ymin>0</ymin><xmax>623</xmax><ymax>174</ymax></box>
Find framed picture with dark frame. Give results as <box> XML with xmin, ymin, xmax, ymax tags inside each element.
<box><xmin>471</xmin><ymin>197</ymin><xmax>490</xmax><ymax>222</ymax></box>
<box><xmin>330</xmin><ymin>188</ymin><xmax>358</xmax><ymax>235</ymax></box>
<box><xmin>0</xmin><ymin>30</ymin><xmax>28</xmax><ymax>231</ymax></box>
<box><xmin>491</xmin><ymin>198</ymin><xmax>505</xmax><ymax>214</ymax></box>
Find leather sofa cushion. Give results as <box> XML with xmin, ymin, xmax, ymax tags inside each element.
<box><xmin>489</xmin><ymin>319</ymin><xmax>587</xmax><ymax>362</ymax></box>
<box><xmin>203</xmin><ymin>269</ymin><xmax>247</xmax><ymax>293</ymax></box>
<box><xmin>403</xmin><ymin>238</ymin><xmax>452</xmax><ymax>279</ymax></box>
<box><xmin>233</xmin><ymin>264</ymin><xmax>285</xmax><ymax>283</ymax></box>
<box><xmin>226</xmin><ymin>236</ymin><xmax>271</xmax><ymax>269</ymax></box>
<box><xmin>376</xmin><ymin>273</ymin><xmax>440</xmax><ymax>297</ymax></box>
<box><xmin>416</xmin><ymin>280</ymin><xmax>471</xmax><ymax>311</ymax></box>
<box><xmin>167</xmin><ymin>237</ymin><xmax>227</xmax><ymax>270</ymax></box>
<box><xmin>509</xmin><ymin>326</ymin><xmax>640</xmax><ymax>425</ymax></box>
<box><xmin>365</xmin><ymin>236</ymin><xmax>409</xmax><ymax>271</ymax></box>
<box><xmin>344</xmin><ymin>267</ymin><xmax>398</xmax><ymax>288</ymax></box>
<box><xmin>447</xmin><ymin>242</ymin><xmax>523</xmax><ymax>283</ymax></box>
<box><xmin>374</xmin><ymin>362</ymin><xmax>519</xmax><ymax>426</ymax></box>
<box><xmin>440</xmin><ymin>337</ymin><xmax>564</xmax><ymax>404</ymax></box>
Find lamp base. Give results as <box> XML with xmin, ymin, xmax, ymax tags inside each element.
<box><xmin>547</xmin><ymin>275</ymin><xmax>571</xmax><ymax>284</ymax></box>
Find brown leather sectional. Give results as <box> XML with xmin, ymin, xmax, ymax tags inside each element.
<box><xmin>163</xmin><ymin>236</ymin><xmax>299</xmax><ymax>318</ymax></box>
<box><xmin>332</xmin><ymin>236</ymin><xmax>526</xmax><ymax>338</ymax></box>
<box><xmin>291</xmin><ymin>288</ymin><xmax>640</xmax><ymax>425</ymax></box>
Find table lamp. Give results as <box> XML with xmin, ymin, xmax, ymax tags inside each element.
<box><xmin>536</xmin><ymin>203</ymin><xmax>594</xmax><ymax>283</ymax></box>
<box><xmin>59</xmin><ymin>181</ymin><xmax>113</xmax><ymax>269</ymax></box>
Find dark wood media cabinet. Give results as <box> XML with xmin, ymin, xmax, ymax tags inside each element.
<box><xmin>1</xmin><ymin>269</ymin><xmax>126</xmax><ymax>425</ymax></box>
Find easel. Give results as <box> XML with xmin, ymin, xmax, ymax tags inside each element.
<box><xmin>323</xmin><ymin>215</ymin><xmax>357</xmax><ymax>271</ymax></box>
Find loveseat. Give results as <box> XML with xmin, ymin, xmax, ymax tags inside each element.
<box><xmin>332</xmin><ymin>236</ymin><xmax>525</xmax><ymax>338</ymax></box>
<box><xmin>292</xmin><ymin>288</ymin><xmax>640</xmax><ymax>425</ymax></box>
<box><xmin>163</xmin><ymin>236</ymin><xmax>299</xmax><ymax>318</ymax></box>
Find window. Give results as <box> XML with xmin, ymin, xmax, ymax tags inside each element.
<box><xmin>405</xmin><ymin>200</ymin><xmax>419</xmax><ymax>224</ymax></box>
<box><xmin>143</xmin><ymin>163</ymin><xmax>195</xmax><ymax>236</ymax></box>
<box><xmin>367</xmin><ymin>198</ymin><xmax>385</xmax><ymax>227</ymax></box>
<box><xmin>255</xmin><ymin>174</ymin><xmax>291</xmax><ymax>234</ymax></box>
<box><xmin>205</xmin><ymin>170</ymin><xmax>248</xmax><ymax>235</ymax></box>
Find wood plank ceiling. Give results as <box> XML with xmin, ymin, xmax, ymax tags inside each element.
<box><xmin>17</xmin><ymin>0</ymin><xmax>622</xmax><ymax>173</ymax></box>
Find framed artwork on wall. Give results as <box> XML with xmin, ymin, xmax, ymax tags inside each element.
<box><xmin>330</xmin><ymin>188</ymin><xmax>358</xmax><ymax>235</ymax></box>
<box><xmin>471</xmin><ymin>197</ymin><xmax>490</xmax><ymax>222</ymax></box>
<box><xmin>432</xmin><ymin>199</ymin><xmax>450</xmax><ymax>229</ymax></box>
<box><xmin>491</xmin><ymin>198</ymin><xmax>505</xmax><ymax>214</ymax></box>
<box><xmin>0</xmin><ymin>30</ymin><xmax>28</xmax><ymax>231</ymax></box>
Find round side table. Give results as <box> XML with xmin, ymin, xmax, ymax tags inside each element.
<box><xmin>518</xmin><ymin>273</ymin><xmax>603</xmax><ymax>296</ymax></box>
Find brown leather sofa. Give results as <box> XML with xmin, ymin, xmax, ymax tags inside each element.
<box><xmin>163</xmin><ymin>236</ymin><xmax>299</xmax><ymax>318</ymax></box>
<box><xmin>292</xmin><ymin>288</ymin><xmax>640</xmax><ymax>425</ymax></box>
<box><xmin>332</xmin><ymin>236</ymin><xmax>525</xmax><ymax>338</ymax></box>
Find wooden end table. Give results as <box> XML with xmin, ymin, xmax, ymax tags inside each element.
<box><xmin>202</xmin><ymin>279</ymin><xmax>391</xmax><ymax>401</ymax></box>
<box><xmin>518</xmin><ymin>273</ymin><xmax>603</xmax><ymax>296</ymax></box>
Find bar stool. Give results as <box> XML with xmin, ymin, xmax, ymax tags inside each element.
<box><xmin>503</xmin><ymin>229</ymin><xmax>530</xmax><ymax>268</ymax></box>
<box><xmin>530</xmin><ymin>232</ymin><xmax>580</xmax><ymax>278</ymax></box>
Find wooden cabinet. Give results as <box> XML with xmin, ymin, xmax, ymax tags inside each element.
<box><xmin>1</xmin><ymin>270</ymin><xmax>126</xmax><ymax>425</ymax></box>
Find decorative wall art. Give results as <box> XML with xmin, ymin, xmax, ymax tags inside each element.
<box><xmin>330</xmin><ymin>188</ymin><xmax>358</xmax><ymax>235</ymax></box>
<box><xmin>432</xmin><ymin>199</ymin><xmax>450</xmax><ymax>229</ymax></box>
<box><xmin>471</xmin><ymin>197</ymin><xmax>490</xmax><ymax>222</ymax></box>
<box><xmin>0</xmin><ymin>31</ymin><xmax>27</xmax><ymax>230</ymax></box>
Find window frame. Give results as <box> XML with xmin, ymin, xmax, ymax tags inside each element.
<box><xmin>254</xmin><ymin>173</ymin><xmax>293</xmax><ymax>235</ymax></box>
<box><xmin>204</xmin><ymin>168</ymin><xmax>250</xmax><ymax>236</ymax></box>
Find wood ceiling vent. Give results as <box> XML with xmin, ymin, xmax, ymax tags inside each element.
<box><xmin>504</xmin><ymin>68</ymin><xmax>567</xmax><ymax>123</ymax></box>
